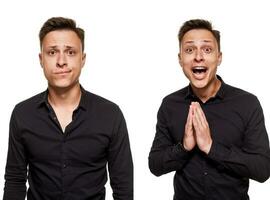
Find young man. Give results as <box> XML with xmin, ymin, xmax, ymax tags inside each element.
<box><xmin>3</xmin><ymin>17</ymin><xmax>133</xmax><ymax>200</ymax></box>
<box><xmin>149</xmin><ymin>19</ymin><xmax>270</xmax><ymax>199</ymax></box>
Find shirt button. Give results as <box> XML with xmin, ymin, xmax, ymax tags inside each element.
<box><xmin>63</xmin><ymin>164</ymin><xmax>67</xmax><ymax>168</ymax></box>
<box><xmin>53</xmin><ymin>116</ymin><xmax>57</xmax><ymax>120</ymax></box>
<box><xmin>204</xmin><ymin>172</ymin><xmax>208</xmax><ymax>175</ymax></box>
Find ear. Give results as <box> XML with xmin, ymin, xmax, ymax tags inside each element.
<box><xmin>178</xmin><ymin>52</ymin><xmax>183</xmax><ymax>67</ymax></box>
<box><xmin>39</xmin><ymin>53</ymin><xmax>43</xmax><ymax>68</ymax></box>
<box><xmin>81</xmin><ymin>53</ymin><xmax>86</xmax><ymax>68</ymax></box>
<box><xmin>217</xmin><ymin>52</ymin><xmax>222</xmax><ymax>66</ymax></box>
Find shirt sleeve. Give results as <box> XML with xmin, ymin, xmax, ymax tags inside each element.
<box><xmin>3</xmin><ymin>107</ymin><xmax>28</xmax><ymax>200</ymax></box>
<box><xmin>148</xmin><ymin>100</ymin><xmax>191</xmax><ymax>177</ymax></box>
<box><xmin>208</xmin><ymin>97</ymin><xmax>270</xmax><ymax>183</ymax></box>
<box><xmin>107</xmin><ymin>106</ymin><xmax>133</xmax><ymax>200</ymax></box>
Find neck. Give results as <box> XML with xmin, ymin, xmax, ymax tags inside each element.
<box><xmin>191</xmin><ymin>77</ymin><xmax>221</xmax><ymax>103</ymax></box>
<box><xmin>48</xmin><ymin>83</ymin><xmax>81</xmax><ymax>108</ymax></box>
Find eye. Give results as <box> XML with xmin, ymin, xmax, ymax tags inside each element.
<box><xmin>203</xmin><ymin>47</ymin><xmax>212</xmax><ymax>54</ymax></box>
<box><xmin>184</xmin><ymin>47</ymin><xmax>194</xmax><ymax>54</ymax></box>
<box><xmin>48</xmin><ymin>49</ymin><xmax>56</xmax><ymax>56</ymax></box>
<box><xmin>67</xmin><ymin>50</ymin><xmax>76</xmax><ymax>56</ymax></box>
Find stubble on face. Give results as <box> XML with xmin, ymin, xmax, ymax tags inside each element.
<box><xmin>39</xmin><ymin>30</ymin><xmax>86</xmax><ymax>91</ymax></box>
<box><xmin>179</xmin><ymin>29</ymin><xmax>222</xmax><ymax>100</ymax></box>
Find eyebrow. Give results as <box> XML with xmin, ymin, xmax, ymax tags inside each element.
<box><xmin>65</xmin><ymin>46</ymin><xmax>75</xmax><ymax>49</ymax></box>
<box><xmin>47</xmin><ymin>45</ymin><xmax>57</xmax><ymax>49</ymax></box>
<box><xmin>184</xmin><ymin>40</ymin><xmax>213</xmax><ymax>44</ymax></box>
<box><xmin>46</xmin><ymin>45</ymin><xmax>75</xmax><ymax>49</ymax></box>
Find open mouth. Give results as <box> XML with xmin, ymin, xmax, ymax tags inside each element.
<box><xmin>192</xmin><ymin>66</ymin><xmax>207</xmax><ymax>74</ymax></box>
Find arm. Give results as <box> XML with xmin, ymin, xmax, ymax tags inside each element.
<box><xmin>208</xmin><ymin>98</ymin><xmax>270</xmax><ymax>182</ymax></box>
<box><xmin>108</xmin><ymin>107</ymin><xmax>133</xmax><ymax>200</ymax></box>
<box><xmin>3</xmin><ymin>108</ymin><xmax>27</xmax><ymax>200</ymax></box>
<box><xmin>148</xmin><ymin>101</ymin><xmax>191</xmax><ymax>177</ymax></box>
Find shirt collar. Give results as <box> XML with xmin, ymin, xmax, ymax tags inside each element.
<box><xmin>37</xmin><ymin>85</ymin><xmax>88</xmax><ymax>111</ymax></box>
<box><xmin>79</xmin><ymin>86</ymin><xmax>88</xmax><ymax>111</ymax></box>
<box><xmin>185</xmin><ymin>75</ymin><xmax>226</xmax><ymax>101</ymax></box>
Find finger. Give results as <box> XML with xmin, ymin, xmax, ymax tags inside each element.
<box><xmin>185</xmin><ymin>105</ymin><xmax>193</xmax><ymax>130</ymax></box>
<box><xmin>192</xmin><ymin>104</ymin><xmax>202</xmax><ymax>125</ymax></box>
<box><xmin>188</xmin><ymin>105</ymin><xmax>193</xmax><ymax>123</ymax></box>
<box><xmin>192</xmin><ymin>106</ymin><xmax>201</xmax><ymax>130</ymax></box>
<box><xmin>197</xmin><ymin>103</ymin><xmax>207</xmax><ymax>122</ymax></box>
<box><xmin>194</xmin><ymin>102</ymin><xmax>208</xmax><ymax>126</ymax></box>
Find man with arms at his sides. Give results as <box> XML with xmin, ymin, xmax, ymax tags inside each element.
<box><xmin>3</xmin><ymin>17</ymin><xmax>133</xmax><ymax>200</ymax></box>
<box><xmin>149</xmin><ymin>19</ymin><xmax>270</xmax><ymax>199</ymax></box>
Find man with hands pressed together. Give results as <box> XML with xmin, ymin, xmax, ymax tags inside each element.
<box><xmin>149</xmin><ymin>19</ymin><xmax>270</xmax><ymax>200</ymax></box>
<box><xmin>184</xmin><ymin>102</ymin><xmax>212</xmax><ymax>154</ymax></box>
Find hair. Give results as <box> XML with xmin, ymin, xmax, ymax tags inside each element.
<box><xmin>39</xmin><ymin>17</ymin><xmax>85</xmax><ymax>51</ymax></box>
<box><xmin>178</xmin><ymin>19</ymin><xmax>220</xmax><ymax>51</ymax></box>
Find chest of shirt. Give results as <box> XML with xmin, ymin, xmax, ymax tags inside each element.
<box><xmin>18</xmin><ymin>110</ymin><xmax>114</xmax><ymax>164</ymax></box>
<box><xmin>166</xmin><ymin>103</ymin><xmax>246</xmax><ymax>147</ymax></box>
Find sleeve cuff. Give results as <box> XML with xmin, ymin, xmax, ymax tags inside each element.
<box><xmin>170</xmin><ymin>142</ymin><xmax>191</xmax><ymax>160</ymax></box>
<box><xmin>207</xmin><ymin>140</ymin><xmax>231</xmax><ymax>161</ymax></box>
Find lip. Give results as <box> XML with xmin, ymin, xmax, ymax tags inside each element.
<box><xmin>54</xmin><ymin>70</ymin><xmax>72</xmax><ymax>75</ymax></box>
<box><xmin>191</xmin><ymin>66</ymin><xmax>208</xmax><ymax>71</ymax></box>
<box><xmin>191</xmin><ymin>66</ymin><xmax>208</xmax><ymax>80</ymax></box>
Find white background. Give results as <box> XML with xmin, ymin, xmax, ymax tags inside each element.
<box><xmin>0</xmin><ymin>0</ymin><xmax>270</xmax><ymax>199</ymax></box>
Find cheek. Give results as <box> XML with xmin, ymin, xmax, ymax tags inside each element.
<box><xmin>68</xmin><ymin>57</ymin><xmax>82</xmax><ymax>66</ymax></box>
<box><xmin>180</xmin><ymin>57</ymin><xmax>193</xmax><ymax>68</ymax></box>
<box><xmin>42</xmin><ymin>57</ymin><xmax>55</xmax><ymax>68</ymax></box>
<box><xmin>42</xmin><ymin>68</ymin><xmax>51</xmax><ymax>81</ymax></box>
<box><xmin>206</xmin><ymin>54</ymin><xmax>221</xmax><ymax>65</ymax></box>
<box><xmin>42</xmin><ymin>61</ymin><xmax>54</xmax><ymax>76</ymax></box>
<box><xmin>43</xmin><ymin>66</ymin><xmax>51</xmax><ymax>75</ymax></box>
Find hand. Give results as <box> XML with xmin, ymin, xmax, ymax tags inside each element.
<box><xmin>183</xmin><ymin>105</ymin><xmax>196</xmax><ymax>151</ymax></box>
<box><xmin>192</xmin><ymin>102</ymin><xmax>212</xmax><ymax>154</ymax></box>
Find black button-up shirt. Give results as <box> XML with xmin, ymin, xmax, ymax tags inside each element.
<box><xmin>4</xmin><ymin>87</ymin><xmax>133</xmax><ymax>200</ymax></box>
<box><xmin>149</xmin><ymin>76</ymin><xmax>270</xmax><ymax>200</ymax></box>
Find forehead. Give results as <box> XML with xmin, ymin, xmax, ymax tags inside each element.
<box><xmin>181</xmin><ymin>29</ymin><xmax>217</xmax><ymax>46</ymax></box>
<box><xmin>42</xmin><ymin>30</ymin><xmax>81</xmax><ymax>48</ymax></box>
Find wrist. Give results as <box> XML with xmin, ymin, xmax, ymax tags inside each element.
<box><xmin>179</xmin><ymin>142</ymin><xmax>190</xmax><ymax>152</ymax></box>
<box><xmin>203</xmin><ymin>140</ymin><xmax>213</xmax><ymax>154</ymax></box>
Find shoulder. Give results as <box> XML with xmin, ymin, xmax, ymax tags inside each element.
<box><xmin>9</xmin><ymin>91</ymin><xmax>46</xmax><ymax>126</ymax></box>
<box><xmin>223</xmin><ymin>84</ymin><xmax>263</xmax><ymax>121</ymax></box>
<box><xmin>83</xmin><ymin>90</ymin><xmax>126</xmax><ymax>128</ymax></box>
<box><xmin>157</xmin><ymin>86</ymin><xmax>189</xmax><ymax>117</ymax></box>
<box><xmin>84</xmin><ymin>90</ymin><xmax>122</xmax><ymax>115</ymax></box>
<box><xmin>224</xmin><ymin>84</ymin><xmax>259</xmax><ymax>105</ymax></box>
<box><xmin>162</xmin><ymin>86</ymin><xmax>189</xmax><ymax>104</ymax></box>
<box><xmin>13</xmin><ymin>91</ymin><xmax>45</xmax><ymax>113</ymax></box>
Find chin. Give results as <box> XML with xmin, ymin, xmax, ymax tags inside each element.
<box><xmin>49</xmin><ymin>81</ymin><xmax>75</xmax><ymax>89</ymax></box>
<box><xmin>190</xmin><ymin>79</ymin><xmax>209</xmax><ymax>89</ymax></box>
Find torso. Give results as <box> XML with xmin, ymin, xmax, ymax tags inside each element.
<box><xmin>52</xmin><ymin>106</ymin><xmax>73</xmax><ymax>132</ymax></box>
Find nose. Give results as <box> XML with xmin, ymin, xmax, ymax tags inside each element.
<box><xmin>56</xmin><ymin>52</ymin><xmax>67</xmax><ymax>68</ymax></box>
<box><xmin>194</xmin><ymin>50</ymin><xmax>204</xmax><ymax>62</ymax></box>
